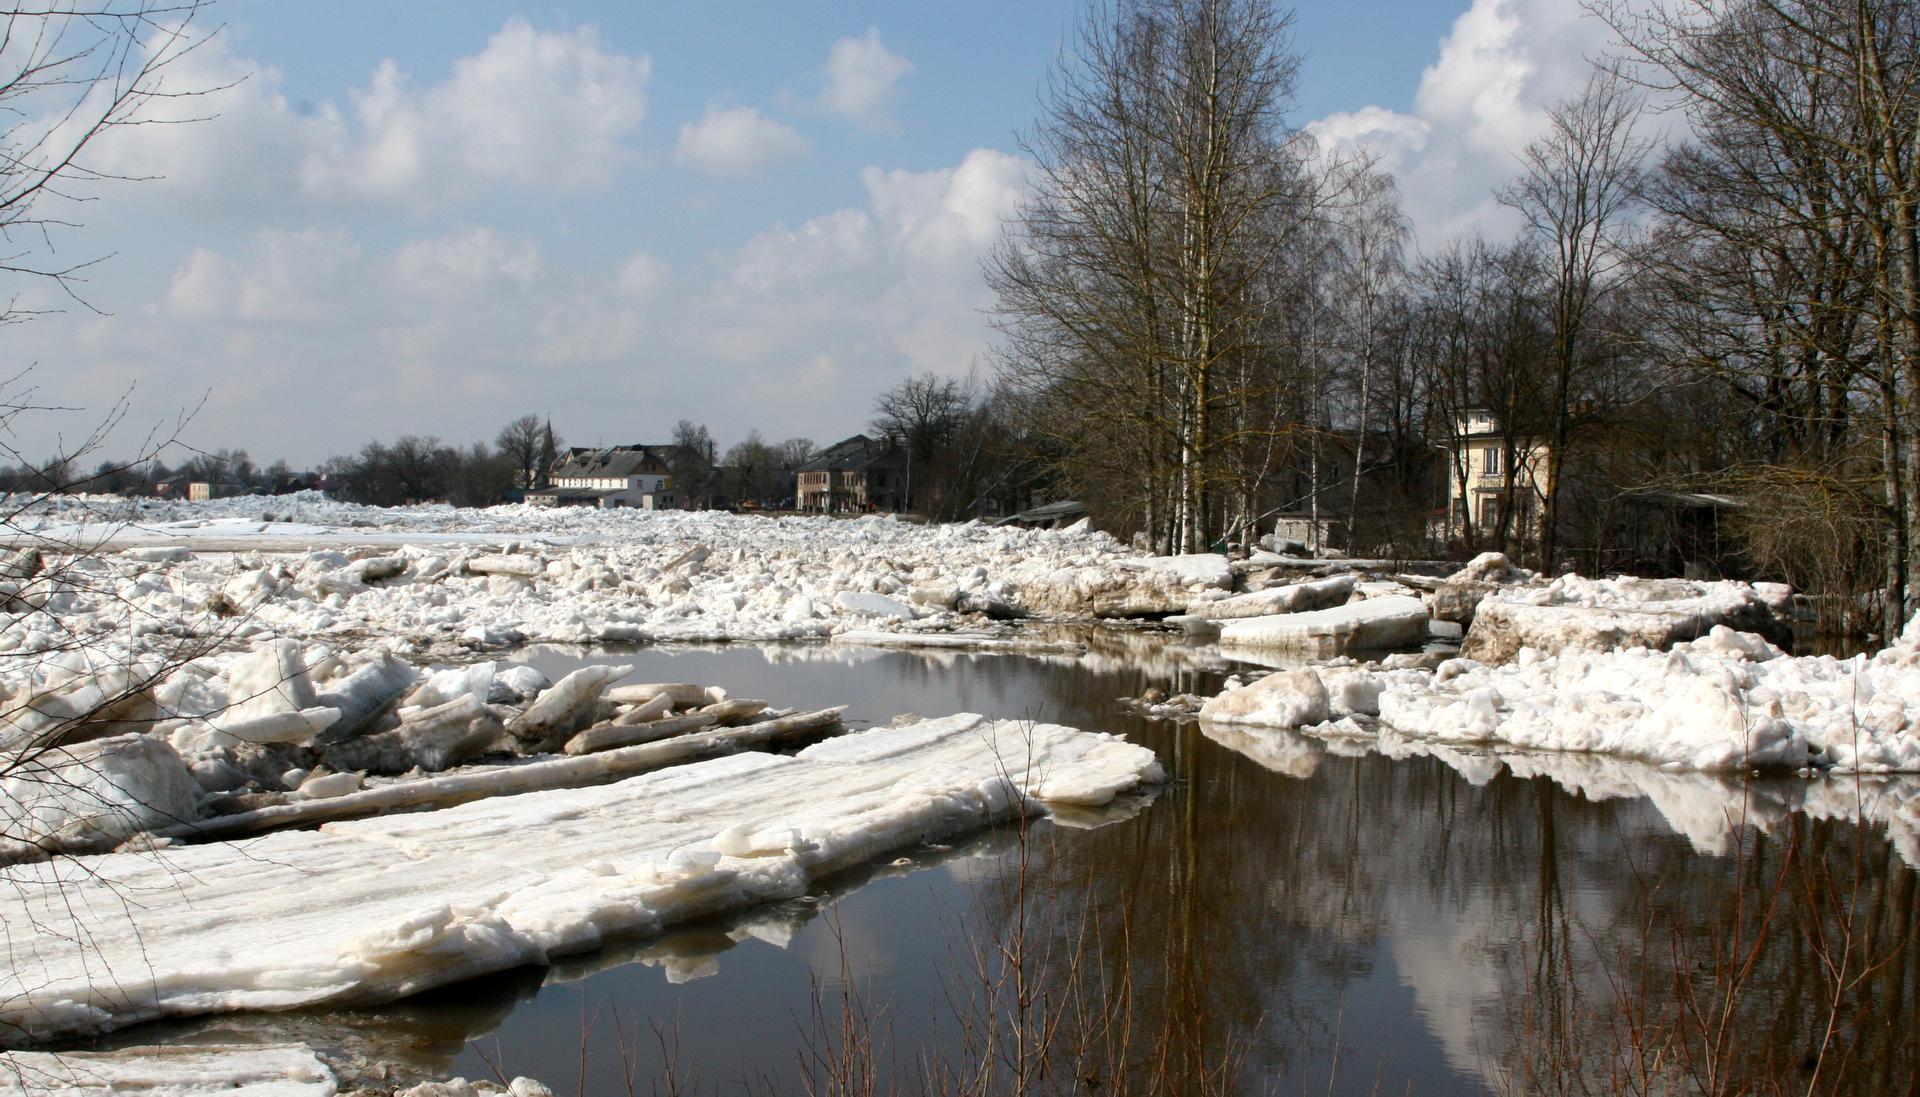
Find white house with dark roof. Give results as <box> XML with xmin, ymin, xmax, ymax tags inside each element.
<box><xmin>526</xmin><ymin>445</ymin><xmax>676</xmax><ymax>509</ymax></box>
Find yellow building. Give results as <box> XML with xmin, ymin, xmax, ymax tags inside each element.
<box><xmin>1447</xmin><ymin>409</ymin><xmax>1551</xmax><ymax>534</ymax></box>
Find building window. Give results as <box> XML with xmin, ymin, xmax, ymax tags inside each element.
<box><xmin>1479</xmin><ymin>496</ymin><xmax>1499</xmax><ymax>528</ymax></box>
<box><xmin>1483</xmin><ymin>447</ymin><xmax>1501</xmax><ymax>476</ymax></box>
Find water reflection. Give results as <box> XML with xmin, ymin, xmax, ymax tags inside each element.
<box><xmin>64</xmin><ymin>633</ymin><xmax>1920</xmax><ymax>1094</ymax></box>
<box><xmin>1201</xmin><ymin>720</ymin><xmax>1920</xmax><ymax>868</ymax></box>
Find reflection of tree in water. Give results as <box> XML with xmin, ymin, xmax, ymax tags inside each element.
<box><xmin>1501</xmin><ymin>813</ymin><xmax>1920</xmax><ymax>1096</ymax></box>
<box><xmin>311</xmin><ymin>641</ymin><xmax>1919</xmax><ymax>1092</ymax></box>
<box><xmin>963</xmin><ymin>718</ymin><xmax>1919</xmax><ymax>1095</ymax></box>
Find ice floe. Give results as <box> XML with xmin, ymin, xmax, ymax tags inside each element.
<box><xmin>0</xmin><ymin>1043</ymin><xmax>338</xmax><ymax>1096</ymax></box>
<box><xmin>0</xmin><ymin>713</ymin><xmax>1161</xmax><ymax>1044</ymax></box>
<box><xmin>1459</xmin><ymin>573</ymin><xmax>1794</xmax><ymax>664</ymax></box>
<box><xmin>0</xmin><ymin>494</ymin><xmax>1274</xmax><ymax>667</ymax></box>
<box><xmin>1216</xmin><ymin>595</ymin><xmax>1430</xmax><ymax>654</ymax></box>
<box><xmin>1202</xmin><ymin>622</ymin><xmax>1920</xmax><ymax>774</ymax></box>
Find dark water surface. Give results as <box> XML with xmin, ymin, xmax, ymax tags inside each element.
<box><xmin>94</xmin><ymin>632</ymin><xmax>1920</xmax><ymax>1094</ymax></box>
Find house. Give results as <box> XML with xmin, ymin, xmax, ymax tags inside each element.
<box><xmin>526</xmin><ymin>445</ymin><xmax>676</xmax><ymax>510</ymax></box>
<box><xmin>795</xmin><ymin>435</ymin><xmax>906</xmax><ymax>514</ymax></box>
<box><xmin>187</xmin><ymin>481</ymin><xmax>246</xmax><ymax>503</ymax></box>
<box><xmin>1444</xmin><ymin>408</ymin><xmax>1551</xmax><ymax>537</ymax></box>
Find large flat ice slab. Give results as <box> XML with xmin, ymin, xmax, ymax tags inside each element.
<box><xmin>0</xmin><ymin>1044</ymin><xmax>337</xmax><ymax>1096</ymax></box>
<box><xmin>1183</xmin><ymin>574</ymin><xmax>1356</xmax><ymax>620</ymax></box>
<box><xmin>0</xmin><ymin>714</ymin><xmax>1161</xmax><ymax>1045</ymax></box>
<box><xmin>1217</xmin><ymin>595</ymin><xmax>1429</xmax><ymax>654</ymax></box>
<box><xmin>1459</xmin><ymin>574</ymin><xmax>1793</xmax><ymax>664</ymax></box>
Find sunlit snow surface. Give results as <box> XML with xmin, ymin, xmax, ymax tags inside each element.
<box><xmin>0</xmin><ymin>493</ymin><xmax>1246</xmax><ymax>658</ymax></box>
<box><xmin>0</xmin><ymin>714</ymin><xmax>1161</xmax><ymax>1045</ymax></box>
<box><xmin>1204</xmin><ymin>624</ymin><xmax>1920</xmax><ymax>775</ymax></box>
<box><xmin>0</xmin><ymin>1044</ymin><xmax>336</xmax><ymax>1096</ymax></box>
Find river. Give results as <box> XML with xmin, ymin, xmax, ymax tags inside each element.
<box><xmin>87</xmin><ymin>631</ymin><xmax>1920</xmax><ymax>1094</ymax></box>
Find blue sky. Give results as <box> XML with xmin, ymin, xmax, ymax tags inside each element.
<box><xmin>7</xmin><ymin>0</ymin><xmax>1626</xmax><ymax>469</ymax></box>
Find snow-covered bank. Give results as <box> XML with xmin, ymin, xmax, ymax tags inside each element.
<box><xmin>0</xmin><ymin>713</ymin><xmax>1161</xmax><ymax>1044</ymax></box>
<box><xmin>1202</xmin><ymin>624</ymin><xmax>1920</xmax><ymax>775</ymax></box>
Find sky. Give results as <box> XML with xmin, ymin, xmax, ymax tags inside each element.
<box><xmin>3</xmin><ymin>0</ymin><xmax>1634</xmax><ymax>470</ymax></box>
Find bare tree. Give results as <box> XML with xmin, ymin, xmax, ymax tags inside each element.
<box><xmin>721</xmin><ymin>430</ymin><xmax>782</xmax><ymax>507</ymax></box>
<box><xmin>988</xmin><ymin>0</ymin><xmax>1311</xmax><ymax>552</ymax></box>
<box><xmin>0</xmin><ymin>3</ymin><xmax>223</xmax><ymax>855</ymax></box>
<box><xmin>1328</xmin><ymin>155</ymin><xmax>1409</xmax><ymax>553</ymax></box>
<box><xmin>871</xmin><ymin>372</ymin><xmax>968</xmax><ymax>513</ymax></box>
<box><xmin>1604</xmin><ymin>0</ymin><xmax>1920</xmax><ymax>629</ymax></box>
<box><xmin>1498</xmin><ymin>69</ymin><xmax>1648</xmax><ymax>571</ymax></box>
<box><xmin>776</xmin><ymin>436</ymin><xmax>816</xmax><ymax>472</ymax></box>
<box><xmin>2</xmin><ymin>2</ymin><xmax>220</xmax><ymax>324</ymax></box>
<box><xmin>669</xmin><ymin>419</ymin><xmax>713</xmax><ymax>508</ymax></box>
<box><xmin>495</xmin><ymin>414</ymin><xmax>544</xmax><ymax>491</ymax></box>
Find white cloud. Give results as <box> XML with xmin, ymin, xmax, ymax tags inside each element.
<box><xmin>390</xmin><ymin>229</ymin><xmax>540</xmax><ymax>297</ymax></box>
<box><xmin>863</xmin><ymin>148</ymin><xmax>1028</xmax><ymax>260</ymax></box>
<box><xmin>819</xmin><ymin>28</ymin><xmax>913</xmax><ymax>132</ymax></box>
<box><xmin>163</xmin><ymin>229</ymin><xmax>360</xmax><ymax>322</ymax></box>
<box><xmin>1305</xmin><ymin>106</ymin><xmax>1433</xmax><ymax>179</ymax></box>
<box><xmin>14</xmin><ymin>145</ymin><xmax>1029</xmax><ymax>465</ymax></box>
<box><xmin>673</xmin><ymin>104</ymin><xmax>811</xmax><ymax>178</ymax></box>
<box><xmin>712</xmin><ymin>147</ymin><xmax>1027</xmax><ymax>401</ymax></box>
<box><xmin>91</xmin><ymin>18</ymin><xmax>650</xmax><ymax>209</ymax></box>
<box><xmin>534</xmin><ymin>300</ymin><xmax>642</xmax><ymax>366</ymax></box>
<box><xmin>313</xmin><ymin>19</ymin><xmax>649</xmax><ymax>200</ymax></box>
<box><xmin>1307</xmin><ymin>0</ymin><xmax>1630</xmax><ymax>245</ymax></box>
<box><xmin>730</xmin><ymin>208</ymin><xmax>875</xmax><ymax>294</ymax></box>
<box><xmin>617</xmin><ymin>252</ymin><xmax>669</xmax><ymax>297</ymax></box>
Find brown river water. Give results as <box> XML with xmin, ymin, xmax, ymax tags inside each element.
<box><xmin>85</xmin><ymin>630</ymin><xmax>1920</xmax><ymax>1095</ymax></box>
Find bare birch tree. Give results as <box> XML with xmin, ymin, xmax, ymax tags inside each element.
<box><xmin>1328</xmin><ymin>156</ymin><xmax>1409</xmax><ymax>554</ymax></box>
<box><xmin>988</xmin><ymin>0</ymin><xmax>1310</xmax><ymax>552</ymax></box>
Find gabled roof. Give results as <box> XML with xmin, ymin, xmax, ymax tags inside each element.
<box><xmin>795</xmin><ymin>434</ymin><xmax>904</xmax><ymax>474</ymax></box>
<box><xmin>551</xmin><ymin>445</ymin><xmax>670</xmax><ymax>479</ymax></box>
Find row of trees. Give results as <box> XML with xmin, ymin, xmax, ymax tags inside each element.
<box><xmin>981</xmin><ymin>0</ymin><xmax>1920</xmax><ymax>628</ymax></box>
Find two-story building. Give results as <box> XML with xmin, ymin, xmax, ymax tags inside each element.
<box><xmin>526</xmin><ymin>445</ymin><xmax>676</xmax><ymax>509</ymax></box>
<box><xmin>795</xmin><ymin>435</ymin><xmax>906</xmax><ymax>514</ymax></box>
<box><xmin>1446</xmin><ymin>408</ymin><xmax>1551</xmax><ymax>535</ymax></box>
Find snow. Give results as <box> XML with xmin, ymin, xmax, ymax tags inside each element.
<box><xmin>1136</xmin><ymin>553</ymin><xmax>1233</xmax><ymax>588</ymax></box>
<box><xmin>1183</xmin><ymin>574</ymin><xmax>1355</xmax><ymax>619</ymax></box>
<box><xmin>1459</xmin><ymin>574</ymin><xmax>1794</xmax><ymax>664</ymax></box>
<box><xmin>0</xmin><ymin>1043</ymin><xmax>337</xmax><ymax>1096</ymax></box>
<box><xmin>1378</xmin><ymin>625</ymin><xmax>1920</xmax><ymax>772</ymax></box>
<box><xmin>1217</xmin><ymin>595</ymin><xmax>1430</xmax><ymax>654</ymax></box>
<box><xmin>1204</xmin><ymin>623</ymin><xmax>1920</xmax><ymax>774</ymax></box>
<box><xmin>832</xmin><ymin>591</ymin><xmax>917</xmax><ymax>620</ymax></box>
<box><xmin>0</xmin><ymin>493</ymin><xmax>1272</xmax><ymax>667</ymax></box>
<box><xmin>0</xmin><ymin>735</ymin><xmax>199</xmax><ymax>860</ymax></box>
<box><xmin>1200</xmin><ymin>615</ymin><xmax>1920</xmax><ymax>775</ymax></box>
<box><xmin>0</xmin><ymin>714</ymin><xmax>1162</xmax><ymax>1043</ymax></box>
<box><xmin>0</xmin><ymin>1044</ymin><xmax>554</xmax><ymax>1097</ymax></box>
<box><xmin>1198</xmin><ymin>668</ymin><xmax>1329</xmax><ymax>727</ymax></box>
